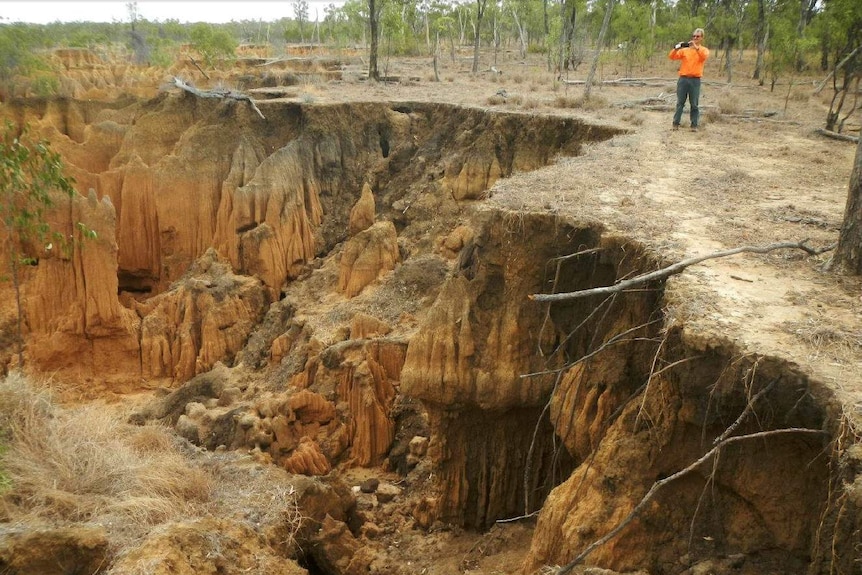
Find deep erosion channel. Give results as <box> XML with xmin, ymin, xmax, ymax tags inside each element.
<box><xmin>3</xmin><ymin>95</ymin><xmax>859</xmax><ymax>574</ymax></box>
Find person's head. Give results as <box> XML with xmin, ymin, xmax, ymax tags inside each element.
<box><xmin>692</xmin><ymin>28</ymin><xmax>705</xmax><ymax>44</ymax></box>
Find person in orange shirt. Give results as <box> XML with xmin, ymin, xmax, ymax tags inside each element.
<box><xmin>669</xmin><ymin>28</ymin><xmax>709</xmax><ymax>131</ymax></box>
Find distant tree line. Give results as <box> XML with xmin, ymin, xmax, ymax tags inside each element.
<box><xmin>0</xmin><ymin>0</ymin><xmax>859</xmax><ymax>132</ymax></box>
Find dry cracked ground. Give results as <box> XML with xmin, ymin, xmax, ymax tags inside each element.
<box><xmin>0</xmin><ymin>47</ymin><xmax>860</xmax><ymax>575</ymax></box>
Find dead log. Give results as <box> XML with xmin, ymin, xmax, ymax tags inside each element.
<box><xmin>815</xmin><ymin>128</ymin><xmax>860</xmax><ymax>143</ymax></box>
<box><xmin>529</xmin><ymin>240</ymin><xmax>833</xmax><ymax>303</ymax></box>
<box><xmin>171</xmin><ymin>77</ymin><xmax>266</xmax><ymax>120</ymax></box>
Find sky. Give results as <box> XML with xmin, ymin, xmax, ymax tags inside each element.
<box><xmin>0</xmin><ymin>1</ymin><xmax>341</xmax><ymax>25</ymax></box>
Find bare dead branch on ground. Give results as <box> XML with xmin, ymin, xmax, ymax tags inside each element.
<box><xmin>530</xmin><ymin>240</ymin><xmax>832</xmax><ymax>303</ymax></box>
<box><xmin>172</xmin><ymin>76</ymin><xmax>266</xmax><ymax>120</ymax></box>
<box><xmin>815</xmin><ymin>128</ymin><xmax>860</xmax><ymax>143</ymax></box>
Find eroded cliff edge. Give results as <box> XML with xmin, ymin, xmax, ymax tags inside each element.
<box><xmin>0</xmin><ymin>93</ymin><xmax>858</xmax><ymax>575</ymax></box>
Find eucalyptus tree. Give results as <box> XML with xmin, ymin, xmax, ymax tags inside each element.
<box><xmin>610</xmin><ymin>0</ymin><xmax>657</xmax><ymax>75</ymax></box>
<box><xmin>0</xmin><ymin>122</ymin><xmax>82</xmax><ymax>369</ymax></box>
<box><xmin>471</xmin><ymin>0</ymin><xmax>491</xmax><ymax>73</ymax></box>
<box><xmin>557</xmin><ymin>0</ymin><xmax>585</xmax><ymax>74</ymax></box>
<box><xmin>811</xmin><ymin>0</ymin><xmax>862</xmax><ymax>133</ymax></box>
<box><xmin>832</xmin><ymin>136</ymin><xmax>862</xmax><ymax>274</ymax></box>
<box><xmin>294</xmin><ymin>0</ymin><xmax>310</xmax><ymax>42</ymax></box>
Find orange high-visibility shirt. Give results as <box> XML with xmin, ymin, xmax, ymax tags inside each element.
<box><xmin>669</xmin><ymin>45</ymin><xmax>710</xmax><ymax>77</ymax></box>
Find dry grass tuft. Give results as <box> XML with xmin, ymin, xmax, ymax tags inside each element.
<box><xmin>0</xmin><ymin>382</ymin><xmax>213</xmax><ymax>527</ymax></box>
<box><xmin>0</xmin><ymin>374</ymin><xmax>303</xmax><ymax>560</ymax></box>
<box><xmin>621</xmin><ymin>111</ymin><xmax>645</xmax><ymax>125</ymax></box>
<box><xmin>718</xmin><ymin>89</ymin><xmax>743</xmax><ymax>115</ymax></box>
<box><xmin>552</xmin><ymin>94</ymin><xmax>608</xmax><ymax>110</ymax></box>
<box><xmin>784</xmin><ymin>317</ymin><xmax>862</xmax><ymax>363</ymax></box>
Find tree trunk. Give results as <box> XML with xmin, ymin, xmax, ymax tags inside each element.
<box><xmin>753</xmin><ymin>0</ymin><xmax>766</xmax><ymax>81</ymax></box>
<box><xmin>584</xmin><ymin>0</ymin><xmax>615</xmax><ymax>99</ymax></box>
<box><xmin>724</xmin><ymin>36</ymin><xmax>733</xmax><ymax>83</ymax></box>
<box><xmin>472</xmin><ymin>0</ymin><xmax>488</xmax><ymax>74</ymax></box>
<box><xmin>433</xmin><ymin>31</ymin><xmax>440</xmax><ymax>82</ymax></box>
<box><xmin>368</xmin><ymin>0</ymin><xmax>381</xmax><ymax>80</ymax></box>
<box><xmin>833</xmin><ymin>136</ymin><xmax>862</xmax><ymax>273</ymax></box>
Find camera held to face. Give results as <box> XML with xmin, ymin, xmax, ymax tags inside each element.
<box><xmin>675</xmin><ymin>41</ymin><xmax>691</xmax><ymax>49</ymax></box>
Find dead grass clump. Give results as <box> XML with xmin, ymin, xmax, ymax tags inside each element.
<box><xmin>718</xmin><ymin>90</ymin><xmax>743</xmax><ymax>115</ymax></box>
<box><xmin>789</xmin><ymin>89</ymin><xmax>810</xmax><ymax>102</ymax></box>
<box><xmin>621</xmin><ymin>111</ymin><xmax>645</xmax><ymax>125</ymax></box>
<box><xmin>553</xmin><ymin>95</ymin><xmax>579</xmax><ymax>108</ymax></box>
<box><xmin>486</xmin><ymin>94</ymin><xmax>507</xmax><ymax>105</ymax></box>
<box><xmin>520</xmin><ymin>98</ymin><xmax>541</xmax><ymax>109</ymax></box>
<box><xmin>784</xmin><ymin>318</ymin><xmax>862</xmax><ymax>362</ymax></box>
<box><xmin>704</xmin><ymin>107</ymin><xmax>722</xmax><ymax>123</ymax></box>
<box><xmin>0</xmin><ymin>375</ymin><xmax>210</xmax><ymax>529</ymax></box>
<box><xmin>553</xmin><ymin>94</ymin><xmax>608</xmax><ymax>110</ymax></box>
<box><xmin>0</xmin><ymin>374</ymin><xmax>305</xmax><ymax>563</ymax></box>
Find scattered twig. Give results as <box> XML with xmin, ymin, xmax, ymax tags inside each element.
<box><xmin>530</xmin><ymin>240</ymin><xmax>833</xmax><ymax>304</ymax></box>
<box><xmin>188</xmin><ymin>57</ymin><xmax>209</xmax><ymax>80</ymax></box>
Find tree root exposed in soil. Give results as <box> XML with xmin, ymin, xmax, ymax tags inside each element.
<box><xmin>555</xmin><ymin>375</ymin><xmax>829</xmax><ymax>575</ymax></box>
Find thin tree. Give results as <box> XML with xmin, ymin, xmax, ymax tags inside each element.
<box><xmin>368</xmin><ymin>0</ymin><xmax>384</xmax><ymax>80</ymax></box>
<box><xmin>830</xmin><ymin>135</ymin><xmax>862</xmax><ymax>273</ymax></box>
<box><xmin>294</xmin><ymin>0</ymin><xmax>310</xmax><ymax>43</ymax></box>
<box><xmin>472</xmin><ymin>0</ymin><xmax>490</xmax><ymax>74</ymax></box>
<box><xmin>0</xmin><ymin>121</ymin><xmax>76</xmax><ymax>369</ymax></box>
<box><xmin>583</xmin><ymin>0</ymin><xmax>615</xmax><ymax>99</ymax></box>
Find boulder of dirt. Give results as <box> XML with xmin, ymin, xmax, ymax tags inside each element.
<box><xmin>283</xmin><ymin>436</ymin><xmax>332</xmax><ymax>475</ymax></box>
<box><xmin>136</xmin><ymin>249</ymin><xmax>270</xmax><ymax>382</ymax></box>
<box><xmin>348</xmin><ymin>182</ymin><xmax>376</xmax><ymax>235</ymax></box>
<box><xmin>437</xmin><ymin>224</ymin><xmax>475</xmax><ymax>259</ymax></box>
<box><xmin>128</xmin><ymin>362</ymin><xmax>231</xmax><ymax>425</ymax></box>
<box><xmin>350</xmin><ymin>312</ymin><xmax>391</xmax><ymax>339</ymax></box>
<box><xmin>108</xmin><ymin>518</ymin><xmax>306</xmax><ymax>575</ymax></box>
<box><xmin>338</xmin><ymin>221</ymin><xmax>400</xmax><ymax>298</ymax></box>
<box><xmin>0</xmin><ymin>526</ymin><xmax>109</xmax><ymax>575</ymax></box>
<box><xmin>307</xmin><ymin>514</ymin><xmax>374</xmax><ymax>575</ymax></box>
<box><xmin>293</xmin><ymin>475</ymin><xmax>357</xmax><ymax>543</ymax></box>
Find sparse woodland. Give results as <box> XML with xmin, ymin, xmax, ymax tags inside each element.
<box><xmin>0</xmin><ymin>0</ymin><xmax>859</xmax><ymax>133</ymax></box>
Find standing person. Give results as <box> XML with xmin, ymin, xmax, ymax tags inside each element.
<box><xmin>669</xmin><ymin>28</ymin><xmax>710</xmax><ymax>131</ymax></box>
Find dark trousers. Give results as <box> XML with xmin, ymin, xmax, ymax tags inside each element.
<box><xmin>673</xmin><ymin>76</ymin><xmax>702</xmax><ymax>127</ymax></box>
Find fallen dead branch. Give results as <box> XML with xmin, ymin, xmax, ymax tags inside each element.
<box><xmin>172</xmin><ymin>76</ymin><xmax>266</xmax><ymax>120</ymax></box>
<box><xmin>529</xmin><ymin>240</ymin><xmax>833</xmax><ymax>303</ymax></box>
<box><xmin>815</xmin><ymin>128</ymin><xmax>860</xmax><ymax>144</ymax></box>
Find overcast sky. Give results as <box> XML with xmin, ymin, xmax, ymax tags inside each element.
<box><xmin>0</xmin><ymin>1</ymin><xmax>340</xmax><ymax>25</ymax></box>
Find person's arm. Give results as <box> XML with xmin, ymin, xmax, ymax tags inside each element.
<box><xmin>669</xmin><ymin>48</ymin><xmax>683</xmax><ymax>60</ymax></box>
